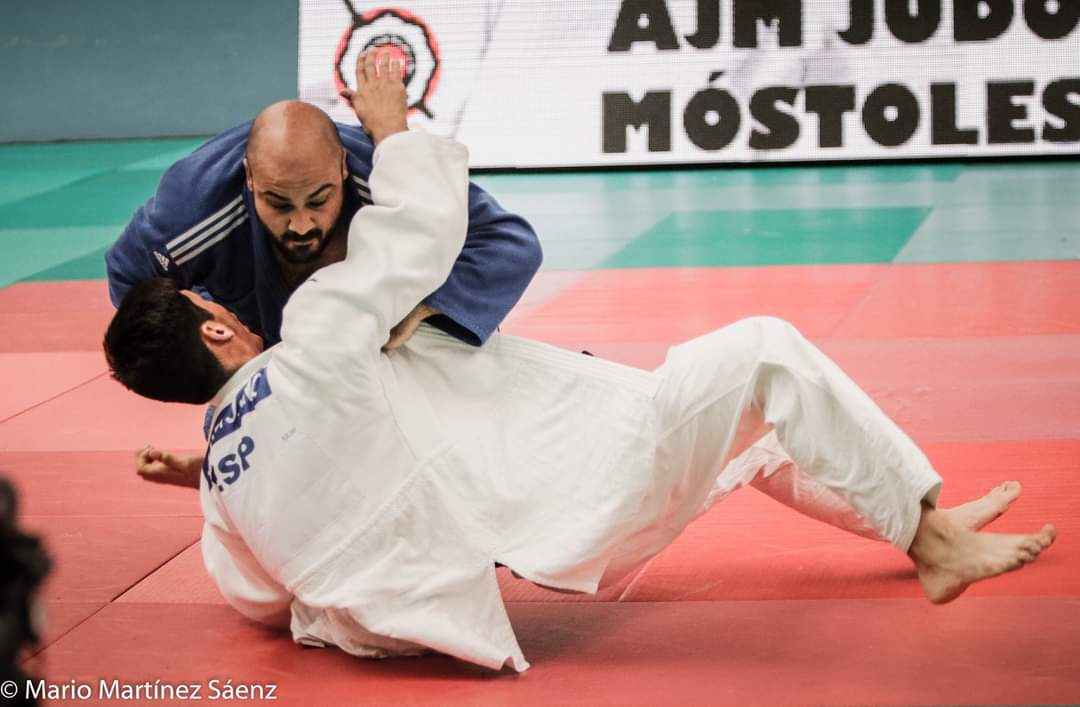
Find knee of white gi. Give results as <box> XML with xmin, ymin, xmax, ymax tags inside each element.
<box><xmin>731</xmin><ymin>316</ymin><xmax>826</xmax><ymax>389</ymax></box>
<box><xmin>739</xmin><ymin>316</ymin><xmax>837</xmax><ymax>408</ymax></box>
<box><xmin>659</xmin><ymin>316</ymin><xmax>808</xmax><ymax>396</ymax></box>
<box><xmin>736</xmin><ymin>316</ymin><xmax>805</xmax><ymax>351</ymax></box>
<box><xmin>683</xmin><ymin>317</ymin><xmax>805</xmax><ymax>370</ymax></box>
<box><xmin>740</xmin><ymin>315</ymin><xmax>799</xmax><ymax>334</ymax></box>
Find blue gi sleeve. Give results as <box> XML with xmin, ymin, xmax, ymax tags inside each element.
<box><xmin>422</xmin><ymin>184</ymin><xmax>542</xmax><ymax>346</ymax></box>
<box><xmin>105</xmin><ymin>123</ymin><xmax>249</xmax><ymax>308</ymax></box>
<box><xmin>106</xmin><ymin>207</ymin><xmax>216</xmax><ymax>308</ymax></box>
<box><xmin>339</xmin><ymin>124</ymin><xmax>540</xmax><ymax>346</ymax></box>
<box><xmin>105</xmin><ymin>211</ymin><xmax>167</xmax><ymax>307</ymax></box>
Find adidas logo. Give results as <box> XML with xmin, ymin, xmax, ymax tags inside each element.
<box><xmin>154</xmin><ymin>251</ymin><xmax>170</xmax><ymax>271</ymax></box>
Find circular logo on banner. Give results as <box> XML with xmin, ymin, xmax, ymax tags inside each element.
<box><xmin>334</xmin><ymin>7</ymin><xmax>441</xmax><ymax>119</ymax></box>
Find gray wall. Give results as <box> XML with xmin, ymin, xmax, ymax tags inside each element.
<box><xmin>1</xmin><ymin>0</ymin><xmax>299</xmax><ymax>142</ymax></box>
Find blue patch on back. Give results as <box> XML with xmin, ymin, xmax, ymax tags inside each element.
<box><xmin>208</xmin><ymin>368</ymin><xmax>272</xmax><ymax>447</ymax></box>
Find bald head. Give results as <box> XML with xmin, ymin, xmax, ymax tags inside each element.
<box><xmin>247</xmin><ymin>100</ymin><xmax>343</xmax><ymax>176</ymax></box>
<box><xmin>244</xmin><ymin>101</ymin><xmax>349</xmax><ymax>267</ymax></box>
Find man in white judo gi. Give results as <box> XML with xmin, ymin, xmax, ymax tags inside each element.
<box><xmin>103</xmin><ymin>52</ymin><xmax>1056</xmax><ymax>672</ymax></box>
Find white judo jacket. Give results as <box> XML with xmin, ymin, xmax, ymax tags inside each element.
<box><xmin>199</xmin><ymin>131</ymin><xmax>664</xmax><ymax>672</ymax></box>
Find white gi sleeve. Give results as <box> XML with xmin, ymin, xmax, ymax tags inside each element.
<box><xmin>276</xmin><ymin>130</ymin><xmax>470</xmax><ymax>381</ymax></box>
<box><xmin>201</xmin><ymin>521</ymin><xmax>292</xmax><ymax>629</ymax></box>
<box><xmin>265</xmin><ymin>132</ymin><xmax>526</xmax><ymax>669</ymax></box>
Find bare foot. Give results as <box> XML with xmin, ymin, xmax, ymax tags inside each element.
<box><xmin>909</xmin><ymin>507</ymin><xmax>1055</xmax><ymax>604</ymax></box>
<box><xmin>943</xmin><ymin>481</ymin><xmax>1023</xmax><ymax>531</ymax></box>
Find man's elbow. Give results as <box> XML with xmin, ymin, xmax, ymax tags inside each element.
<box><xmin>524</xmin><ymin>232</ymin><xmax>540</xmax><ymax>276</ymax></box>
<box><xmin>103</xmin><ymin>248</ymin><xmax>128</xmax><ymax>308</ymax></box>
<box><xmin>517</xmin><ymin>220</ymin><xmax>544</xmax><ymax>275</ymax></box>
<box><xmin>103</xmin><ymin>239</ymin><xmax>152</xmax><ymax>309</ymax></box>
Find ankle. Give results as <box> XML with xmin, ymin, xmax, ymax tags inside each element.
<box><xmin>909</xmin><ymin>505</ymin><xmax>954</xmax><ymax>561</ymax></box>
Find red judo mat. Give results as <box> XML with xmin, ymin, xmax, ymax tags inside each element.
<box><xmin>3</xmin><ymin>263</ymin><xmax>1079</xmax><ymax>705</ymax></box>
<box><xmin>0</xmin><ymin>280</ymin><xmax>115</xmax><ymax>353</ymax></box>
<box><xmin>29</xmin><ymin>598</ymin><xmax>1080</xmax><ymax>705</ymax></box>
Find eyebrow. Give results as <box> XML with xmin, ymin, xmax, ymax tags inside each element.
<box><xmin>262</xmin><ymin>183</ymin><xmax>335</xmax><ymax>202</ymax></box>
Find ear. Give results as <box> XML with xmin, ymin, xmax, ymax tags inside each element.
<box><xmin>243</xmin><ymin>158</ymin><xmax>254</xmax><ymax>192</ymax></box>
<box><xmin>340</xmin><ymin>149</ymin><xmax>348</xmax><ymax>181</ymax></box>
<box><xmin>200</xmin><ymin>320</ymin><xmax>236</xmax><ymax>345</ymax></box>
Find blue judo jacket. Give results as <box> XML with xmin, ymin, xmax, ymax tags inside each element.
<box><xmin>105</xmin><ymin>121</ymin><xmax>542</xmax><ymax>346</ymax></box>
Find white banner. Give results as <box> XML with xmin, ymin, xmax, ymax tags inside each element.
<box><xmin>299</xmin><ymin>0</ymin><xmax>1080</xmax><ymax>168</ymax></box>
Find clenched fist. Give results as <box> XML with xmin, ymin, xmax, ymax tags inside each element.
<box><xmin>135</xmin><ymin>445</ymin><xmax>202</xmax><ymax>489</ymax></box>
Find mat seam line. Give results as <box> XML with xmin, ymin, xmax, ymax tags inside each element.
<box><xmin>824</xmin><ymin>263</ymin><xmax>902</xmax><ymax>339</ymax></box>
<box><xmin>23</xmin><ymin>537</ymin><xmax>200</xmax><ymax>656</ymax></box>
<box><xmin>112</xmin><ymin>538</ymin><xmax>202</xmax><ymax>604</ymax></box>
<box><xmin>24</xmin><ymin>603</ymin><xmax>111</xmax><ymax>660</ymax></box>
<box><xmin>0</xmin><ymin>370</ymin><xmax>108</xmax><ymax>425</ymax></box>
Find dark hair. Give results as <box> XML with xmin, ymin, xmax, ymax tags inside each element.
<box><xmin>0</xmin><ymin>477</ymin><xmax>50</xmax><ymax>705</ymax></box>
<box><xmin>103</xmin><ymin>279</ymin><xmax>228</xmax><ymax>404</ymax></box>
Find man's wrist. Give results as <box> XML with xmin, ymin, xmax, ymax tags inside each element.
<box><xmin>372</xmin><ymin>125</ymin><xmax>409</xmax><ymax>146</ymax></box>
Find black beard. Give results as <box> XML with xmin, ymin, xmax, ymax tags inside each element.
<box><xmin>270</xmin><ymin>228</ymin><xmax>331</xmax><ymax>265</ymax></box>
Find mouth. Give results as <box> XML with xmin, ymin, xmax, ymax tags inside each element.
<box><xmin>285</xmin><ymin>236</ymin><xmax>321</xmax><ymax>250</ymax></box>
<box><xmin>273</xmin><ymin>230</ymin><xmax>328</xmax><ymax>264</ymax></box>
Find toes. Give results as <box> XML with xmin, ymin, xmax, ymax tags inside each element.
<box><xmin>1040</xmin><ymin>524</ymin><xmax>1057</xmax><ymax>544</ymax></box>
<box><xmin>996</xmin><ymin>481</ymin><xmax>1022</xmax><ymax>499</ymax></box>
<box><xmin>1020</xmin><ymin>538</ymin><xmax>1042</xmax><ymax>555</ymax></box>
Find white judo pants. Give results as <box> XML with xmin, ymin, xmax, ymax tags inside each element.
<box><xmin>651</xmin><ymin>316</ymin><xmax>943</xmax><ymax>553</ymax></box>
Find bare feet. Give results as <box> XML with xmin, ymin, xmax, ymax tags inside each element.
<box><xmin>909</xmin><ymin>506</ymin><xmax>1055</xmax><ymax>604</ymax></box>
<box><xmin>943</xmin><ymin>481</ymin><xmax>1023</xmax><ymax>531</ymax></box>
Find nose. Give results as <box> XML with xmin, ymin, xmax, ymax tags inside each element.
<box><xmin>288</xmin><ymin>210</ymin><xmax>316</xmax><ymax>235</ymax></box>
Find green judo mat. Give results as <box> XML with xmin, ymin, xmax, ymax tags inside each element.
<box><xmin>0</xmin><ymin>137</ymin><xmax>1078</xmax><ymax>288</ymax></box>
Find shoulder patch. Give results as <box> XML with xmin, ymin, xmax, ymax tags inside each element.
<box><xmin>208</xmin><ymin>367</ymin><xmax>273</xmax><ymax>447</ymax></box>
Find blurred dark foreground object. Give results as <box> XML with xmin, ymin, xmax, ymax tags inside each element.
<box><xmin>0</xmin><ymin>477</ymin><xmax>52</xmax><ymax>706</ymax></box>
